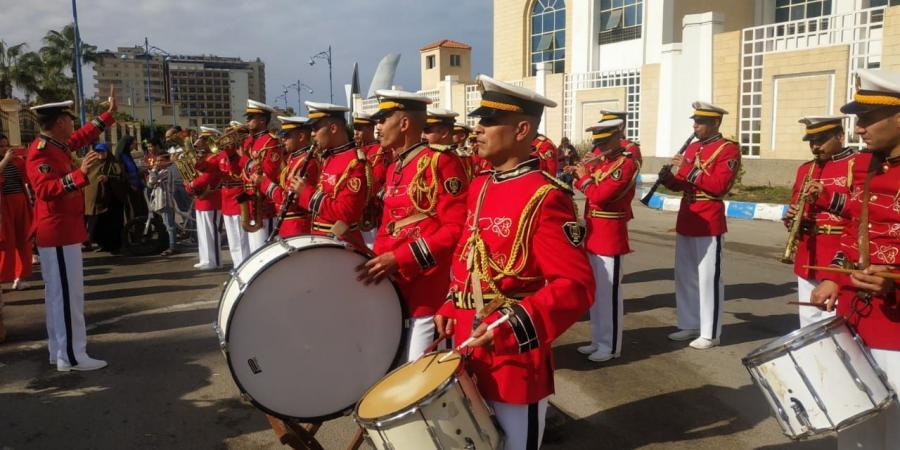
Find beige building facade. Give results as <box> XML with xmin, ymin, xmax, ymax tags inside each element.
<box><xmin>356</xmin><ymin>0</ymin><xmax>900</xmax><ymax>186</ymax></box>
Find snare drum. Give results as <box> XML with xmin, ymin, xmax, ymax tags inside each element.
<box><xmin>743</xmin><ymin>316</ymin><xmax>896</xmax><ymax>439</ymax></box>
<box><xmin>354</xmin><ymin>351</ymin><xmax>504</xmax><ymax>450</ymax></box>
<box><xmin>216</xmin><ymin>235</ymin><xmax>406</xmax><ymax>421</ymax></box>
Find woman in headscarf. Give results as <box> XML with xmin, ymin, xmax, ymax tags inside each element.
<box><xmin>85</xmin><ymin>143</ymin><xmax>128</xmax><ymax>253</ymax></box>
<box><xmin>116</xmin><ymin>135</ymin><xmax>147</xmax><ymax>220</ymax></box>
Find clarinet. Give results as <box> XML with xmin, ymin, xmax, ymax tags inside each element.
<box><xmin>640</xmin><ymin>133</ymin><xmax>695</xmax><ymax>206</ymax></box>
<box><xmin>266</xmin><ymin>145</ymin><xmax>317</xmax><ymax>243</ymax></box>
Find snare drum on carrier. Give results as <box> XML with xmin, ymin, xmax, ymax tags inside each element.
<box><xmin>743</xmin><ymin>316</ymin><xmax>896</xmax><ymax>439</ymax></box>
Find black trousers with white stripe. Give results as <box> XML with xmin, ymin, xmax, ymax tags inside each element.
<box><xmin>38</xmin><ymin>244</ymin><xmax>88</xmax><ymax>365</ymax></box>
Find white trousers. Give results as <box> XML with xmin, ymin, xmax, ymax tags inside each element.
<box><xmin>247</xmin><ymin>218</ymin><xmax>273</xmax><ymax>254</ymax></box>
<box><xmin>797</xmin><ymin>276</ymin><xmax>835</xmax><ymax>328</ymax></box>
<box><xmin>38</xmin><ymin>244</ymin><xmax>88</xmax><ymax>365</ymax></box>
<box><xmin>404</xmin><ymin>316</ymin><xmax>438</xmax><ymax>362</ymax></box>
<box><xmin>838</xmin><ymin>348</ymin><xmax>900</xmax><ymax>450</ymax></box>
<box><xmin>222</xmin><ymin>214</ymin><xmax>250</xmax><ymax>268</ymax></box>
<box><xmin>490</xmin><ymin>397</ymin><xmax>549</xmax><ymax>450</ymax></box>
<box><xmin>675</xmin><ymin>234</ymin><xmax>725</xmax><ymax>340</ymax></box>
<box><xmin>588</xmin><ymin>254</ymin><xmax>624</xmax><ymax>357</ymax></box>
<box><xmin>196</xmin><ymin>210</ymin><xmax>221</xmax><ymax>268</ymax></box>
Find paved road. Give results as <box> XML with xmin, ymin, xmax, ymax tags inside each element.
<box><xmin>0</xmin><ymin>204</ymin><xmax>836</xmax><ymax>449</ymax></box>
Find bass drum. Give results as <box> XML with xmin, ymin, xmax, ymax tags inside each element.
<box><xmin>216</xmin><ymin>235</ymin><xmax>406</xmax><ymax>421</ymax></box>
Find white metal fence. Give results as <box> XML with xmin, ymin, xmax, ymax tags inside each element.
<box><xmin>563</xmin><ymin>69</ymin><xmax>641</xmax><ymax>143</ymax></box>
<box><xmin>738</xmin><ymin>6</ymin><xmax>886</xmax><ymax>156</ymax></box>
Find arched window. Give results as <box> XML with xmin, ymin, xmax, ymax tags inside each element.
<box><xmin>530</xmin><ymin>0</ymin><xmax>566</xmax><ymax>76</ymax></box>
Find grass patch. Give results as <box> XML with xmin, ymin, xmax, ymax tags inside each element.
<box><xmin>653</xmin><ymin>184</ymin><xmax>792</xmax><ymax>204</ymax></box>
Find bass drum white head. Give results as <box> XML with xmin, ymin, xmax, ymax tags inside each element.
<box><xmin>218</xmin><ymin>235</ymin><xmax>405</xmax><ymax>421</ymax></box>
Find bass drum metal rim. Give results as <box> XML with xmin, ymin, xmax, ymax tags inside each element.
<box><xmin>219</xmin><ymin>235</ymin><xmax>409</xmax><ymax>422</ymax></box>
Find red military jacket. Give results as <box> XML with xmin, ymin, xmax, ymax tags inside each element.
<box><xmin>187</xmin><ymin>152</ymin><xmax>222</xmax><ymax>212</ymax></box>
<box><xmin>789</xmin><ymin>148</ymin><xmax>855</xmax><ymax>279</ymax></box>
<box><xmin>240</xmin><ymin>130</ymin><xmax>283</xmax><ymax>219</ymax></box>
<box><xmin>363</xmin><ymin>142</ymin><xmax>391</xmax><ymax>194</ymax></box>
<box><xmin>662</xmin><ymin>134</ymin><xmax>741</xmax><ymax>236</ymax></box>
<box><xmin>437</xmin><ymin>158</ymin><xmax>595</xmax><ymax>404</ymax></box>
<box><xmin>260</xmin><ymin>145</ymin><xmax>320</xmax><ymax>238</ymax></box>
<box><xmin>26</xmin><ymin>112</ymin><xmax>115</xmax><ymax>247</ymax></box>
<box><xmin>531</xmin><ymin>135</ymin><xmax>558</xmax><ymax>176</ymax></box>
<box><xmin>575</xmin><ymin>146</ymin><xmax>639</xmax><ymax>256</ymax></box>
<box><xmin>217</xmin><ymin>147</ymin><xmax>243</xmax><ymax>216</ymax></box>
<box><xmin>297</xmin><ymin>142</ymin><xmax>369</xmax><ymax>250</ymax></box>
<box><xmin>621</xmin><ymin>138</ymin><xmax>642</xmax><ymax>164</ymax></box>
<box><xmin>374</xmin><ymin>142</ymin><xmax>468</xmax><ymax>317</ymax></box>
<box><xmin>815</xmin><ymin>152</ymin><xmax>899</xmax><ymax>351</ymax></box>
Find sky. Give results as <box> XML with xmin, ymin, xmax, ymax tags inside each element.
<box><xmin>0</xmin><ymin>0</ymin><xmax>493</xmax><ymax>108</ymax></box>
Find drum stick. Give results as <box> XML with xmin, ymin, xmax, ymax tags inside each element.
<box><xmin>437</xmin><ymin>313</ymin><xmax>512</xmax><ymax>363</ymax></box>
<box><xmin>787</xmin><ymin>301</ymin><xmax>826</xmax><ymax>308</ymax></box>
<box><xmin>802</xmin><ymin>265</ymin><xmax>900</xmax><ymax>280</ymax></box>
<box><xmin>421</xmin><ymin>335</ymin><xmax>448</xmax><ymax>356</ymax></box>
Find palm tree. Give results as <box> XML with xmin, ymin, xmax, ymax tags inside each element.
<box><xmin>13</xmin><ymin>51</ymin><xmax>73</xmax><ymax>104</ymax></box>
<box><xmin>40</xmin><ymin>24</ymin><xmax>98</xmax><ymax>78</ymax></box>
<box><xmin>0</xmin><ymin>40</ymin><xmax>28</xmax><ymax>98</ymax></box>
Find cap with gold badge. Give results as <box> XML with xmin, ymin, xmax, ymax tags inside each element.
<box><xmin>353</xmin><ymin>111</ymin><xmax>375</xmax><ymax>127</ymax></box>
<box><xmin>245</xmin><ymin>99</ymin><xmax>275</xmax><ymax>117</ymax></box>
<box><xmin>690</xmin><ymin>101</ymin><xmax>728</xmax><ymax>120</ymax></box>
<box><xmin>469</xmin><ymin>74</ymin><xmax>557</xmax><ymax>118</ymax></box>
<box><xmin>371</xmin><ymin>89</ymin><xmax>432</xmax><ymax>121</ymax></box>
<box><xmin>798</xmin><ymin>115</ymin><xmax>847</xmax><ymax>141</ymax></box>
<box><xmin>841</xmin><ymin>69</ymin><xmax>900</xmax><ymax>115</ymax></box>
<box><xmin>30</xmin><ymin>100</ymin><xmax>79</xmax><ymax>121</ymax></box>
<box><xmin>426</xmin><ymin>108</ymin><xmax>459</xmax><ymax>127</ymax></box>
<box><xmin>304</xmin><ymin>101</ymin><xmax>350</xmax><ymax>125</ymax></box>
<box><xmin>586</xmin><ymin>118</ymin><xmax>624</xmax><ymax>144</ymax></box>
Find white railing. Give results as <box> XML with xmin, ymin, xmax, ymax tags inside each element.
<box><xmin>563</xmin><ymin>68</ymin><xmax>641</xmax><ymax>143</ymax></box>
<box><xmin>738</xmin><ymin>7</ymin><xmax>886</xmax><ymax>156</ymax></box>
<box><xmin>417</xmin><ymin>88</ymin><xmax>441</xmax><ymax>108</ymax></box>
<box><xmin>464</xmin><ymin>84</ymin><xmax>482</xmax><ymax>128</ymax></box>
<box><xmin>361</xmin><ymin>97</ymin><xmax>379</xmax><ymax>114</ymax></box>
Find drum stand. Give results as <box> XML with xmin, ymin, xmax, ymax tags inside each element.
<box><xmin>266</xmin><ymin>415</ymin><xmax>365</xmax><ymax>450</ymax></box>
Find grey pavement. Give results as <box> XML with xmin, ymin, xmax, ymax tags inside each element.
<box><xmin>0</xmin><ymin>204</ymin><xmax>834</xmax><ymax>449</ymax></box>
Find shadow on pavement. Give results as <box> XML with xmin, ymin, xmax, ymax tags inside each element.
<box><xmin>0</xmin><ymin>309</ymin><xmax>271</xmax><ymax>450</ymax></box>
<box><xmin>543</xmin><ymin>384</ymin><xmax>772</xmax><ymax>450</ymax></box>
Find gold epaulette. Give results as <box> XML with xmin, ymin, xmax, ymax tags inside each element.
<box><xmin>37</xmin><ymin>138</ymin><xmax>46</xmax><ymax>150</ymax></box>
<box><xmin>356</xmin><ymin>148</ymin><xmax>367</xmax><ymax>161</ymax></box>
<box><xmin>268</xmin><ymin>130</ymin><xmax>279</xmax><ymax>139</ymax></box>
<box><xmin>540</xmin><ymin>171</ymin><xmax>574</xmax><ymax>196</ymax></box>
<box><xmin>429</xmin><ymin>144</ymin><xmax>452</xmax><ymax>153</ymax></box>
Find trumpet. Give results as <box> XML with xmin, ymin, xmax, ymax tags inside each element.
<box><xmin>210</xmin><ymin>125</ymin><xmax>248</xmax><ymax>154</ymax></box>
<box><xmin>780</xmin><ymin>162</ymin><xmax>816</xmax><ymax>264</ymax></box>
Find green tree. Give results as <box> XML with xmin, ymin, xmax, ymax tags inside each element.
<box><xmin>40</xmin><ymin>24</ymin><xmax>98</xmax><ymax>81</ymax></box>
<box><xmin>12</xmin><ymin>51</ymin><xmax>73</xmax><ymax>103</ymax></box>
<box><xmin>0</xmin><ymin>40</ymin><xmax>28</xmax><ymax>98</ymax></box>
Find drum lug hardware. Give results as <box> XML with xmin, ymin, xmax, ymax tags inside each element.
<box><xmin>834</xmin><ymin>342</ymin><xmax>875</xmax><ymax>400</ymax></box>
<box><xmin>240</xmin><ymin>392</ymin><xmax>253</xmax><ymax>404</ymax></box>
<box><xmin>277</xmin><ymin>238</ymin><xmax>294</xmax><ymax>254</ymax></box>
<box><xmin>790</xmin><ymin>398</ymin><xmax>812</xmax><ymax>432</ymax></box>
<box><xmin>464</xmin><ymin>437</ymin><xmax>476</xmax><ymax>450</ymax></box>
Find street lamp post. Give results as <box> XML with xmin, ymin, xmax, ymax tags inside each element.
<box><xmin>309</xmin><ymin>46</ymin><xmax>333</xmax><ymax>103</ymax></box>
<box><xmin>138</xmin><ymin>38</ymin><xmax>172</xmax><ymax>139</ymax></box>
<box><xmin>71</xmin><ymin>0</ymin><xmax>86</xmax><ymax>126</ymax></box>
<box><xmin>286</xmin><ymin>80</ymin><xmax>314</xmax><ymax>113</ymax></box>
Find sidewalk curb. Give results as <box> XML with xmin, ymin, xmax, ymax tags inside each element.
<box><xmin>637</xmin><ymin>182</ymin><xmax>788</xmax><ymax>222</ymax></box>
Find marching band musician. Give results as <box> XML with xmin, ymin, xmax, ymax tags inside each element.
<box><xmin>241</xmin><ymin>100</ymin><xmax>284</xmax><ymax>252</ymax></box>
<box><xmin>422</xmin><ymin>107</ymin><xmax>459</xmax><ymax>148</ymax></box>
<box><xmin>257</xmin><ymin>116</ymin><xmax>318</xmax><ymax>238</ymax></box>
<box><xmin>572</xmin><ymin>118</ymin><xmax>639</xmax><ymax>363</ymax></box>
<box><xmin>811</xmin><ymin>69</ymin><xmax>900</xmax><ymax>450</ymax></box>
<box><xmin>451</xmin><ymin>122</ymin><xmax>480</xmax><ymax>181</ymax></box>
<box><xmin>357</xmin><ymin>93</ymin><xmax>469</xmax><ymax>362</ymax></box>
<box><xmin>531</xmin><ymin>133</ymin><xmax>559</xmax><ymax>177</ymax></box>
<box><xmin>785</xmin><ymin>115</ymin><xmax>853</xmax><ymax>327</ymax></box>
<box><xmin>218</xmin><ymin>121</ymin><xmax>251</xmax><ymax>267</ymax></box>
<box><xmin>434</xmin><ymin>75</ymin><xmax>594</xmax><ymax>450</ymax></box>
<box><xmin>26</xmin><ymin>92</ymin><xmax>117</xmax><ymax>372</ymax></box>
<box><xmin>599</xmin><ymin>109</ymin><xmax>642</xmax><ymax>163</ymax></box>
<box><xmin>290</xmin><ymin>101</ymin><xmax>369</xmax><ymax>250</ymax></box>
<box><xmin>185</xmin><ymin>126</ymin><xmax>224</xmax><ymax>270</ymax></box>
<box><xmin>354</xmin><ymin>111</ymin><xmax>388</xmax><ymax>246</ymax></box>
<box><xmin>658</xmin><ymin>101</ymin><xmax>741</xmax><ymax>349</ymax></box>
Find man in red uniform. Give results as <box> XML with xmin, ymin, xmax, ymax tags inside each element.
<box><xmin>357</xmin><ymin>92</ymin><xmax>468</xmax><ymax>362</ymax></box>
<box><xmin>422</xmin><ymin>108</ymin><xmax>458</xmax><ymax>148</ymax></box>
<box><xmin>0</xmin><ymin>134</ymin><xmax>33</xmax><ymax>290</ymax></box>
<box><xmin>531</xmin><ymin>133</ymin><xmax>558</xmax><ymax>176</ymax></box>
<box><xmin>599</xmin><ymin>109</ymin><xmax>642</xmax><ymax>163</ymax></box>
<box><xmin>185</xmin><ymin>126</ymin><xmax>223</xmax><ymax>270</ymax></box>
<box><xmin>291</xmin><ymin>101</ymin><xmax>368</xmax><ymax>250</ymax></box>
<box><xmin>659</xmin><ymin>101</ymin><xmax>741</xmax><ymax>349</ymax></box>
<box><xmin>572</xmin><ymin>118</ymin><xmax>639</xmax><ymax>362</ymax></box>
<box><xmin>257</xmin><ymin>116</ymin><xmax>317</xmax><ymax>238</ymax></box>
<box><xmin>241</xmin><ymin>100</ymin><xmax>283</xmax><ymax>253</ymax></box>
<box><xmin>218</xmin><ymin>122</ymin><xmax>250</xmax><ymax>267</ymax></box>
<box><xmin>26</xmin><ymin>94</ymin><xmax>116</xmax><ymax>372</ymax></box>
<box><xmin>354</xmin><ymin>112</ymin><xmax>386</xmax><ymax>246</ymax></box>
<box><xmin>784</xmin><ymin>115</ymin><xmax>853</xmax><ymax>327</ymax></box>
<box><xmin>811</xmin><ymin>69</ymin><xmax>900</xmax><ymax>449</ymax></box>
<box><xmin>434</xmin><ymin>75</ymin><xmax>594</xmax><ymax>450</ymax></box>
